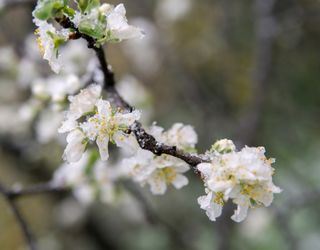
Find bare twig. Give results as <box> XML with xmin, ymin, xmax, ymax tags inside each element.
<box><xmin>1</xmin><ymin>182</ymin><xmax>68</xmax><ymax>199</ymax></box>
<box><xmin>0</xmin><ymin>182</ymin><xmax>37</xmax><ymax>250</ymax></box>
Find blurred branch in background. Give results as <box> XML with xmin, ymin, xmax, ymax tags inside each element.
<box><xmin>0</xmin><ymin>181</ymin><xmax>37</xmax><ymax>250</ymax></box>
<box><xmin>237</xmin><ymin>0</ymin><xmax>277</xmax><ymax>145</ymax></box>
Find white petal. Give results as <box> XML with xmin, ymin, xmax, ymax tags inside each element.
<box><xmin>113</xmin><ymin>131</ymin><xmax>139</xmax><ymax>154</ymax></box>
<box><xmin>114</xmin><ymin>110</ymin><xmax>140</xmax><ymax>127</ymax></box>
<box><xmin>206</xmin><ymin>202</ymin><xmax>223</xmax><ymax>221</ymax></box>
<box><xmin>198</xmin><ymin>192</ymin><xmax>212</xmax><ymax>209</ymax></box>
<box><xmin>231</xmin><ymin>204</ymin><xmax>249</xmax><ymax>222</ymax></box>
<box><xmin>63</xmin><ymin>130</ymin><xmax>86</xmax><ymax>162</ymax></box>
<box><xmin>58</xmin><ymin>118</ymin><xmax>78</xmax><ymax>133</ymax></box>
<box><xmin>197</xmin><ymin>163</ymin><xmax>213</xmax><ymax>178</ymax></box>
<box><xmin>148</xmin><ymin>173</ymin><xmax>167</xmax><ymax>195</ymax></box>
<box><xmin>96</xmin><ymin>99</ymin><xmax>112</xmax><ymax>118</ymax></box>
<box><xmin>172</xmin><ymin>174</ymin><xmax>188</xmax><ymax>189</ymax></box>
<box><xmin>96</xmin><ymin>134</ymin><xmax>109</xmax><ymax>161</ymax></box>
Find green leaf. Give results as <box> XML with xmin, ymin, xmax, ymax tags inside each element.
<box><xmin>78</xmin><ymin>19</ymin><xmax>105</xmax><ymax>39</ymax></box>
<box><xmin>75</xmin><ymin>0</ymin><xmax>100</xmax><ymax>13</ymax></box>
<box><xmin>33</xmin><ymin>0</ymin><xmax>67</xmax><ymax>20</ymax></box>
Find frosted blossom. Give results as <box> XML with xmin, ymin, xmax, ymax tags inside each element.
<box><xmin>32</xmin><ymin>18</ymin><xmax>69</xmax><ymax>73</ymax></box>
<box><xmin>124</xmin><ymin>124</ymin><xmax>192</xmax><ymax>195</ymax></box>
<box><xmin>63</xmin><ymin>129</ymin><xmax>87</xmax><ymax>162</ymax></box>
<box><xmin>59</xmin><ymin>85</ymin><xmax>140</xmax><ymax>162</ymax></box>
<box><xmin>106</xmin><ymin>4</ymin><xmax>144</xmax><ymax>41</ymax></box>
<box><xmin>197</xmin><ymin>145</ymin><xmax>281</xmax><ymax>222</ymax></box>
<box><xmin>164</xmin><ymin>123</ymin><xmax>198</xmax><ymax>150</ymax></box>
<box><xmin>80</xmin><ymin>99</ymin><xmax>141</xmax><ymax>161</ymax></box>
<box><xmin>125</xmin><ymin>149</ymin><xmax>189</xmax><ymax>195</ymax></box>
<box><xmin>149</xmin><ymin>123</ymin><xmax>198</xmax><ymax>151</ymax></box>
<box><xmin>210</xmin><ymin>139</ymin><xmax>236</xmax><ymax>155</ymax></box>
<box><xmin>59</xmin><ymin>84</ymin><xmax>102</xmax><ymax>133</ymax></box>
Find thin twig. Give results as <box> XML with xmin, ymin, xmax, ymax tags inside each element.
<box><xmin>1</xmin><ymin>182</ymin><xmax>68</xmax><ymax>199</ymax></box>
<box><xmin>0</xmin><ymin>182</ymin><xmax>37</xmax><ymax>250</ymax></box>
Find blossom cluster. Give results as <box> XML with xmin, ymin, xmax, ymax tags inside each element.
<box><xmin>124</xmin><ymin>123</ymin><xmax>198</xmax><ymax>195</ymax></box>
<box><xmin>32</xmin><ymin>0</ymin><xmax>143</xmax><ymax>73</ymax></box>
<box><xmin>58</xmin><ymin>84</ymin><xmax>140</xmax><ymax>162</ymax></box>
<box><xmin>197</xmin><ymin>140</ymin><xmax>281</xmax><ymax>222</ymax></box>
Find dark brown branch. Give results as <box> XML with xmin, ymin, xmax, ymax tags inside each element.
<box><xmin>0</xmin><ymin>182</ymin><xmax>37</xmax><ymax>250</ymax></box>
<box><xmin>56</xmin><ymin>16</ymin><xmax>208</xmax><ymax>171</ymax></box>
<box><xmin>1</xmin><ymin>182</ymin><xmax>68</xmax><ymax>199</ymax></box>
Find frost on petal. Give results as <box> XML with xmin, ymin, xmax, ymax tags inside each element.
<box><xmin>96</xmin><ymin>134</ymin><xmax>109</xmax><ymax>161</ymax></box>
<box><xmin>198</xmin><ymin>192</ymin><xmax>223</xmax><ymax>221</ymax></box>
<box><xmin>107</xmin><ymin>4</ymin><xmax>144</xmax><ymax>41</ymax></box>
<box><xmin>206</xmin><ymin>201</ymin><xmax>223</xmax><ymax>221</ymax></box>
<box><xmin>96</xmin><ymin>99</ymin><xmax>112</xmax><ymax>118</ymax></box>
<box><xmin>59</xmin><ymin>117</ymin><xmax>78</xmax><ymax>133</ymax></box>
<box><xmin>148</xmin><ymin>172</ymin><xmax>167</xmax><ymax>195</ymax></box>
<box><xmin>114</xmin><ymin>109</ymin><xmax>141</xmax><ymax>127</ymax></box>
<box><xmin>231</xmin><ymin>205</ymin><xmax>249</xmax><ymax>222</ymax></box>
<box><xmin>68</xmin><ymin>84</ymin><xmax>102</xmax><ymax>120</ymax></box>
<box><xmin>166</xmin><ymin>123</ymin><xmax>198</xmax><ymax>149</ymax></box>
<box><xmin>197</xmin><ymin>163</ymin><xmax>213</xmax><ymax>179</ymax></box>
<box><xmin>198</xmin><ymin>192</ymin><xmax>212</xmax><ymax>209</ymax></box>
<box><xmin>172</xmin><ymin>174</ymin><xmax>188</xmax><ymax>189</ymax></box>
<box><xmin>81</xmin><ymin>120</ymin><xmax>99</xmax><ymax>140</ymax></box>
<box><xmin>113</xmin><ymin>131</ymin><xmax>139</xmax><ymax>154</ymax></box>
<box><xmin>63</xmin><ymin>129</ymin><xmax>86</xmax><ymax>163</ymax></box>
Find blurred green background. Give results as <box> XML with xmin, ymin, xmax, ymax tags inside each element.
<box><xmin>1</xmin><ymin>0</ymin><xmax>320</xmax><ymax>249</ymax></box>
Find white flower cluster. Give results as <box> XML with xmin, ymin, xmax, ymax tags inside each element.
<box><xmin>197</xmin><ymin>140</ymin><xmax>281</xmax><ymax>222</ymax></box>
<box><xmin>54</xmin><ymin>152</ymin><xmax>125</xmax><ymax>204</ymax></box>
<box><xmin>59</xmin><ymin>84</ymin><xmax>140</xmax><ymax>163</ymax></box>
<box><xmin>73</xmin><ymin>3</ymin><xmax>144</xmax><ymax>43</ymax></box>
<box><xmin>123</xmin><ymin>123</ymin><xmax>198</xmax><ymax>195</ymax></box>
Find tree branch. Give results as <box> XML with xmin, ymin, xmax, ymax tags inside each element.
<box><xmin>0</xmin><ymin>182</ymin><xmax>37</xmax><ymax>250</ymax></box>
<box><xmin>56</xmin><ymin>16</ymin><xmax>208</xmax><ymax>171</ymax></box>
<box><xmin>0</xmin><ymin>182</ymin><xmax>68</xmax><ymax>199</ymax></box>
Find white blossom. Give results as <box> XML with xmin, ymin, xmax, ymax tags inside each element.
<box><xmin>63</xmin><ymin>129</ymin><xmax>87</xmax><ymax>163</ymax></box>
<box><xmin>106</xmin><ymin>4</ymin><xmax>144</xmax><ymax>41</ymax></box>
<box><xmin>124</xmin><ymin>124</ymin><xmax>193</xmax><ymax>195</ymax></box>
<box><xmin>59</xmin><ymin>85</ymin><xmax>140</xmax><ymax>162</ymax></box>
<box><xmin>210</xmin><ymin>139</ymin><xmax>236</xmax><ymax>155</ymax></box>
<box><xmin>164</xmin><ymin>123</ymin><xmax>198</xmax><ymax>150</ymax></box>
<box><xmin>80</xmin><ymin>99</ymin><xmax>140</xmax><ymax>160</ymax></box>
<box><xmin>32</xmin><ymin>18</ymin><xmax>69</xmax><ymax>73</ymax></box>
<box><xmin>59</xmin><ymin>84</ymin><xmax>102</xmax><ymax>133</ymax></box>
<box><xmin>197</xmin><ymin>145</ymin><xmax>281</xmax><ymax>222</ymax></box>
